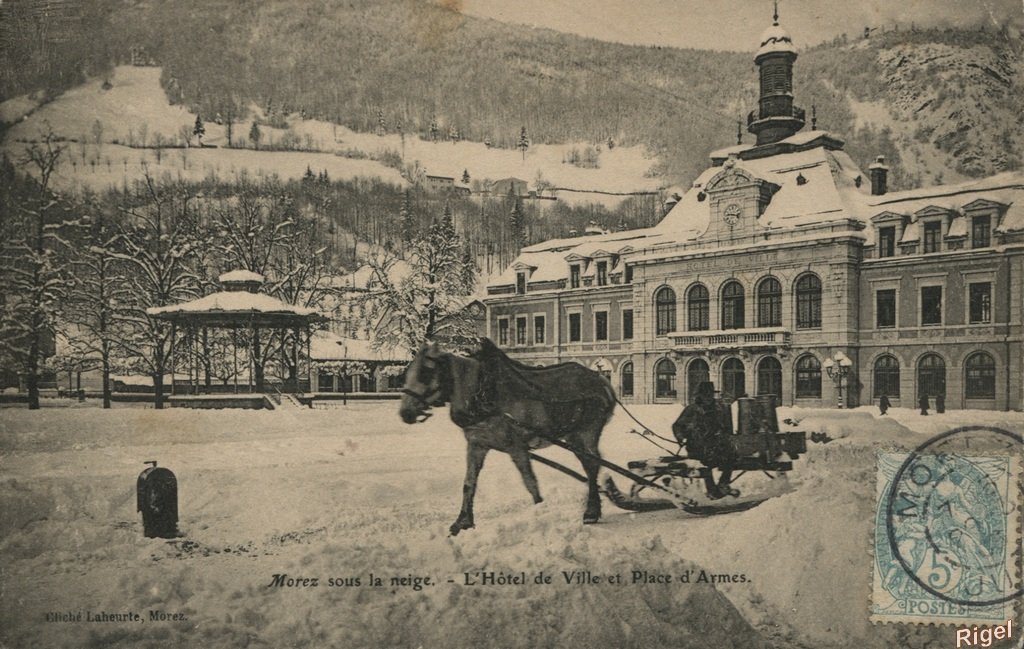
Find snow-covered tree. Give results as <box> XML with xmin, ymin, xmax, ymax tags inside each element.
<box><xmin>64</xmin><ymin>198</ymin><xmax>129</xmax><ymax>408</ymax></box>
<box><xmin>193</xmin><ymin>114</ymin><xmax>206</xmax><ymax>147</ymax></box>
<box><xmin>508</xmin><ymin>188</ymin><xmax>525</xmax><ymax>248</ymax></box>
<box><xmin>108</xmin><ymin>174</ymin><xmax>203</xmax><ymax>408</ymax></box>
<box><xmin>249</xmin><ymin>121</ymin><xmax>262</xmax><ymax>150</ymax></box>
<box><xmin>0</xmin><ymin>134</ymin><xmax>79</xmax><ymax>409</ymax></box>
<box><xmin>518</xmin><ymin>126</ymin><xmax>530</xmax><ymax>161</ymax></box>
<box><xmin>399</xmin><ymin>189</ymin><xmax>415</xmax><ymax>243</ymax></box>
<box><xmin>362</xmin><ymin>207</ymin><xmax>476</xmax><ymax>353</ymax></box>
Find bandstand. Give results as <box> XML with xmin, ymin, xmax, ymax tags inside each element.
<box><xmin>147</xmin><ymin>270</ymin><xmax>327</xmax><ymax>407</ymax></box>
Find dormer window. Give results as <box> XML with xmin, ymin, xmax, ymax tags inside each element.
<box><xmin>972</xmin><ymin>215</ymin><xmax>991</xmax><ymax>249</ymax></box>
<box><xmin>516</xmin><ymin>271</ymin><xmax>527</xmax><ymax>294</ymax></box>
<box><xmin>922</xmin><ymin>221</ymin><xmax>942</xmax><ymax>254</ymax></box>
<box><xmin>570</xmin><ymin>264</ymin><xmax>581</xmax><ymax>289</ymax></box>
<box><xmin>596</xmin><ymin>261</ymin><xmax>608</xmax><ymax>286</ymax></box>
<box><xmin>878</xmin><ymin>226</ymin><xmax>896</xmax><ymax>258</ymax></box>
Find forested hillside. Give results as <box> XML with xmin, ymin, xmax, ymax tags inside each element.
<box><xmin>2</xmin><ymin>0</ymin><xmax>1021</xmax><ymax>190</ymax></box>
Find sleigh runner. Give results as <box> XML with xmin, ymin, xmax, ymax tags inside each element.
<box><xmin>526</xmin><ymin>401</ymin><xmax>808</xmax><ymax>516</ymax></box>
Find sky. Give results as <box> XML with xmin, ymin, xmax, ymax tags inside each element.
<box><xmin>456</xmin><ymin>0</ymin><xmax>1024</xmax><ymax>51</ymax></box>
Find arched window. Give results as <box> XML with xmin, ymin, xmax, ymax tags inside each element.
<box><xmin>655</xmin><ymin>287</ymin><xmax>676</xmax><ymax>336</ymax></box>
<box><xmin>757</xmin><ymin>277</ymin><xmax>782</xmax><ymax>327</ymax></box>
<box><xmin>917</xmin><ymin>354</ymin><xmax>946</xmax><ymax>399</ymax></box>
<box><xmin>757</xmin><ymin>357</ymin><xmax>782</xmax><ymax>401</ymax></box>
<box><xmin>721</xmin><ymin>281</ymin><xmax>745</xmax><ymax>330</ymax></box>
<box><xmin>873</xmin><ymin>355</ymin><xmax>900</xmax><ymax>399</ymax></box>
<box><xmin>620</xmin><ymin>362</ymin><xmax>634</xmax><ymax>398</ymax></box>
<box><xmin>721</xmin><ymin>358</ymin><xmax>745</xmax><ymax>402</ymax></box>
<box><xmin>655</xmin><ymin>358</ymin><xmax>677</xmax><ymax>399</ymax></box>
<box><xmin>965</xmin><ymin>352</ymin><xmax>996</xmax><ymax>399</ymax></box>
<box><xmin>687</xmin><ymin>359</ymin><xmax>710</xmax><ymax>402</ymax></box>
<box><xmin>687</xmin><ymin>284</ymin><xmax>710</xmax><ymax>331</ymax></box>
<box><xmin>795</xmin><ymin>274</ymin><xmax>822</xmax><ymax>329</ymax></box>
<box><xmin>795</xmin><ymin>355</ymin><xmax>822</xmax><ymax>398</ymax></box>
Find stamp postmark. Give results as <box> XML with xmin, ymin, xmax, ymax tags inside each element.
<box><xmin>871</xmin><ymin>426</ymin><xmax>1021</xmax><ymax>625</ymax></box>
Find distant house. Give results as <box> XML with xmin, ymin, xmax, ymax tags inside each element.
<box><xmin>424</xmin><ymin>174</ymin><xmax>456</xmax><ymax>194</ymax></box>
<box><xmin>489</xmin><ymin>177</ymin><xmax>529</xmax><ymax>197</ymax></box>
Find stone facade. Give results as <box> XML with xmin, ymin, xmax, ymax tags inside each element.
<box><xmin>483</xmin><ymin>14</ymin><xmax>1024</xmax><ymax>411</ymax></box>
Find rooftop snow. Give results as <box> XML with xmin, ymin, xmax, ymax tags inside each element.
<box><xmin>219</xmin><ymin>270</ymin><xmax>265</xmax><ymax>284</ymax></box>
<box><xmin>147</xmin><ymin>292</ymin><xmax>320</xmax><ymax>318</ymax></box>
<box><xmin>309</xmin><ymin>331</ymin><xmax>410</xmax><ymax>362</ymax></box>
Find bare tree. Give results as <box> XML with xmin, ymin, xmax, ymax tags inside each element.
<box><xmin>0</xmin><ymin>133</ymin><xmax>77</xmax><ymax>409</ymax></box>
<box><xmin>108</xmin><ymin>174</ymin><xmax>203</xmax><ymax>408</ymax></box>
<box><xmin>65</xmin><ymin>198</ymin><xmax>128</xmax><ymax>408</ymax></box>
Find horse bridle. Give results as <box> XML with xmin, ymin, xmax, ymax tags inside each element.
<box><xmin>402</xmin><ymin>352</ymin><xmax>449</xmax><ymax>419</ymax></box>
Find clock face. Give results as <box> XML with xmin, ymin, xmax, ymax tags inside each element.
<box><xmin>724</xmin><ymin>203</ymin><xmax>741</xmax><ymax>227</ymax></box>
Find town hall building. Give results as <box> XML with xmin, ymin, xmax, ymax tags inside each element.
<box><xmin>483</xmin><ymin>10</ymin><xmax>1024</xmax><ymax>411</ymax></box>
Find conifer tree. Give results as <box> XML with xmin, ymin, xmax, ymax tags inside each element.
<box><xmin>518</xmin><ymin>126</ymin><xmax>530</xmax><ymax>161</ymax></box>
<box><xmin>249</xmin><ymin>121</ymin><xmax>262</xmax><ymax>150</ymax></box>
<box><xmin>193</xmin><ymin>114</ymin><xmax>205</xmax><ymax>147</ymax></box>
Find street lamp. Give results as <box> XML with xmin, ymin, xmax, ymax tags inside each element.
<box><xmin>823</xmin><ymin>351</ymin><xmax>853</xmax><ymax>409</ymax></box>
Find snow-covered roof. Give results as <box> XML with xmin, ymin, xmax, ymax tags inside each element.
<box><xmin>309</xmin><ymin>331</ymin><xmax>410</xmax><ymax>362</ymax></box>
<box><xmin>859</xmin><ymin>173</ymin><xmax>1024</xmax><ymax>234</ymax></box>
<box><xmin>219</xmin><ymin>270</ymin><xmax>265</xmax><ymax>284</ymax></box>
<box><xmin>148</xmin><ymin>292</ymin><xmax>321</xmax><ymax>319</ymax></box>
<box><xmin>757</xmin><ymin>21</ymin><xmax>797</xmax><ymax>58</ymax></box>
<box><xmin>487</xmin><ymin>139</ymin><xmax>1024</xmax><ymax>292</ymax></box>
<box><xmin>489</xmin><ymin>229</ymin><xmax>666</xmax><ymax>289</ymax></box>
<box><xmin>657</xmin><ymin>145</ymin><xmax>867</xmax><ymax>239</ymax></box>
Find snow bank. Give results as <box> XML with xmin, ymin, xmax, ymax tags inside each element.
<box><xmin>2</xmin><ymin>404</ymin><xmax>1021</xmax><ymax>648</ymax></box>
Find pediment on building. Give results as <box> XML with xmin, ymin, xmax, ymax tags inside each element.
<box><xmin>961</xmin><ymin>198</ymin><xmax>1008</xmax><ymax>213</ymax></box>
<box><xmin>914</xmin><ymin>205</ymin><xmax>953</xmax><ymax>220</ymax></box>
<box><xmin>870</xmin><ymin>210</ymin><xmax>907</xmax><ymax>223</ymax></box>
<box><xmin>706</xmin><ymin>166</ymin><xmax>761</xmax><ymax>193</ymax></box>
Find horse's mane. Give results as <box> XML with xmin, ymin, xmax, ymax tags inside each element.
<box><xmin>471</xmin><ymin>338</ymin><xmax>614</xmax><ymax>406</ymax></box>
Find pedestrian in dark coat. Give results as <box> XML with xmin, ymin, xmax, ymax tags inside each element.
<box><xmin>935</xmin><ymin>393</ymin><xmax>945</xmax><ymax>414</ymax></box>
<box><xmin>879</xmin><ymin>394</ymin><xmax>891</xmax><ymax>416</ymax></box>
<box><xmin>919</xmin><ymin>394</ymin><xmax>929</xmax><ymax>416</ymax></box>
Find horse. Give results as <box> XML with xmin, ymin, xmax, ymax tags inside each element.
<box><xmin>399</xmin><ymin>339</ymin><xmax>617</xmax><ymax>536</ymax></box>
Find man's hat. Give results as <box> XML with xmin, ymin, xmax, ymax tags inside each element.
<box><xmin>696</xmin><ymin>381</ymin><xmax>715</xmax><ymax>398</ymax></box>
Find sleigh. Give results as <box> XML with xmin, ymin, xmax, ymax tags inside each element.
<box><xmin>531</xmin><ymin>395</ymin><xmax>808</xmax><ymax>516</ymax></box>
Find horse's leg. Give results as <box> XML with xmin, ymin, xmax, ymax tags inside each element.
<box><xmin>508</xmin><ymin>448</ymin><xmax>543</xmax><ymax>504</ymax></box>
<box><xmin>451</xmin><ymin>442</ymin><xmax>488</xmax><ymax>536</ymax></box>
<box><xmin>573</xmin><ymin>428</ymin><xmax>603</xmax><ymax>525</ymax></box>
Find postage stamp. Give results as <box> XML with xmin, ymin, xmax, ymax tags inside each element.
<box><xmin>871</xmin><ymin>426</ymin><xmax>1022</xmax><ymax>625</ymax></box>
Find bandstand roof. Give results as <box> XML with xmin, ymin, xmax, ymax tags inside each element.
<box><xmin>147</xmin><ymin>292</ymin><xmax>327</xmax><ymax>328</ymax></box>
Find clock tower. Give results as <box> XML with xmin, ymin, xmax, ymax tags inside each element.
<box><xmin>747</xmin><ymin>2</ymin><xmax>806</xmax><ymax>146</ymax></box>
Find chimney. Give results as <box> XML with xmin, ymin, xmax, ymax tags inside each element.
<box><xmin>868</xmin><ymin>156</ymin><xmax>889</xmax><ymax>195</ymax></box>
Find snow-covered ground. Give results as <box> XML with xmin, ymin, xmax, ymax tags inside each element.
<box><xmin>1</xmin><ymin>403</ymin><xmax>1021</xmax><ymax>648</ymax></box>
<box><xmin>2</xmin><ymin>66</ymin><xmax>662</xmax><ymax>205</ymax></box>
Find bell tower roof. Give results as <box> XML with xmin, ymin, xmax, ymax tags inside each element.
<box><xmin>757</xmin><ymin>1</ymin><xmax>796</xmax><ymax>58</ymax></box>
<box><xmin>747</xmin><ymin>1</ymin><xmax>805</xmax><ymax>146</ymax></box>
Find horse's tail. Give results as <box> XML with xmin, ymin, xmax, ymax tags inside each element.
<box><xmin>597</xmin><ymin>379</ymin><xmax>618</xmax><ymax>428</ymax></box>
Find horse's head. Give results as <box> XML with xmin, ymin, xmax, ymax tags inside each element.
<box><xmin>399</xmin><ymin>342</ymin><xmax>449</xmax><ymax>424</ymax></box>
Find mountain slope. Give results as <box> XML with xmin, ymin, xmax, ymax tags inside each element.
<box><xmin>2</xmin><ymin>0</ymin><xmax>1021</xmax><ymax>190</ymax></box>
